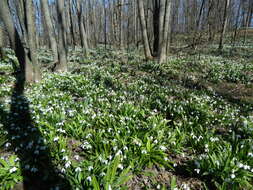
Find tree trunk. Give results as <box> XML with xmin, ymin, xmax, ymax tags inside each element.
<box><xmin>41</xmin><ymin>0</ymin><xmax>58</xmax><ymax>63</ymax></box>
<box><xmin>120</xmin><ymin>0</ymin><xmax>124</xmax><ymax>49</ymax></box>
<box><xmin>137</xmin><ymin>0</ymin><xmax>152</xmax><ymax>59</ymax></box>
<box><xmin>0</xmin><ymin>0</ymin><xmax>41</xmax><ymax>83</ymax></box>
<box><xmin>218</xmin><ymin>0</ymin><xmax>230</xmax><ymax>51</ymax></box>
<box><xmin>158</xmin><ymin>0</ymin><xmax>172</xmax><ymax>64</ymax></box>
<box><xmin>55</xmin><ymin>0</ymin><xmax>68</xmax><ymax>72</ymax></box>
<box><xmin>77</xmin><ymin>0</ymin><xmax>89</xmax><ymax>56</ymax></box>
<box><xmin>153</xmin><ymin>0</ymin><xmax>160</xmax><ymax>56</ymax></box>
<box><xmin>24</xmin><ymin>0</ymin><xmax>41</xmax><ymax>82</ymax></box>
<box><xmin>0</xmin><ymin>26</ymin><xmax>5</xmax><ymax>59</ymax></box>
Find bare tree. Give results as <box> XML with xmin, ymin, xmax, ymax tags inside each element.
<box><xmin>41</xmin><ymin>0</ymin><xmax>58</xmax><ymax>62</ymax></box>
<box><xmin>54</xmin><ymin>0</ymin><xmax>68</xmax><ymax>72</ymax></box>
<box><xmin>158</xmin><ymin>0</ymin><xmax>172</xmax><ymax>64</ymax></box>
<box><xmin>0</xmin><ymin>0</ymin><xmax>41</xmax><ymax>83</ymax></box>
<box><xmin>137</xmin><ymin>0</ymin><xmax>152</xmax><ymax>60</ymax></box>
<box><xmin>218</xmin><ymin>0</ymin><xmax>230</xmax><ymax>51</ymax></box>
<box><xmin>76</xmin><ymin>0</ymin><xmax>89</xmax><ymax>56</ymax></box>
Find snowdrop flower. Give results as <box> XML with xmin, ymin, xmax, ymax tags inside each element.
<box><xmin>244</xmin><ymin>165</ymin><xmax>250</xmax><ymax>170</ymax></box>
<box><xmin>181</xmin><ymin>183</ymin><xmax>190</xmax><ymax>190</ymax></box>
<box><xmin>238</xmin><ymin>163</ymin><xmax>244</xmax><ymax>168</ymax></box>
<box><xmin>194</xmin><ymin>168</ymin><xmax>200</xmax><ymax>174</ymax></box>
<box><xmin>65</xmin><ymin>161</ymin><xmax>71</xmax><ymax>168</ymax></box>
<box><xmin>88</xmin><ymin>166</ymin><xmax>93</xmax><ymax>171</ymax></box>
<box><xmin>75</xmin><ymin>167</ymin><xmax>82</xmax><ymax>172</ymax></box>
<box><xmin>141</xmin><ymin>150</ymin><xmax>147</xmax><ymax>154</ymax></box>
<box><xmin>62</xmin><ymin>156</ymin><xmax>69</xmax><ymax>161</ymax></box>
<box><xmin>60</xmin><ymin>168</ymin><xmax>66</xmax><ymax>173</ymax></box>
<box><xmin>99</xmin><ymin>172</ymin><xmax>106</xmax><ymax>177</ymax></box>
<box><xmin>160</xmin><ymin>145</ymin><xmax>167</xmax><ymax>151</ymax></box>
<box><xmin>74</xmin><ymin>155</ymin><xmax>80</xmax><ymax>160</ymax></box>
<box><xmin>231</xmin><ymin>174</ymin><xmax>236</xmax><ymax>179</ymax></box>
<box><xmin>115</xmin><ymin>150</ymin><xmax>122</xmax><ymax>156</ymax></box>
<box><xmin>123</xmin><ymin>146</ymin><xmax>128</xmax><ymax>151</ymax></box>
<box><xmin>118</xmin><ymin>164</ymin><xmax>123</xmax><ymax>170</ymax></box>
<box><xmin>14</xmin><ymin>158</ymin><xmax>20</xmax><ymax>162</ymax></box>
<box><xmin>87</xmin><ymin>176</ymin><xmax>92</xmax><ymax>182</ymax></box>
<box><xmin>53</xmin><ymin>137</ymin><xmax>59</xmax><ymax>142</ymax></box>
<box><xmin>61</xmin><ymin>149</ymin><xmax>66</xmax><ymax>153</ymax></box>
<box><xmin>10</xmin><ymin>167</ymin><xmax>18</xmax><ymax>173</ymax></box>
<box><xmin>173</xmin><ymin>163</ymin><xmax>178</xmax><ymax>167</ymax></box>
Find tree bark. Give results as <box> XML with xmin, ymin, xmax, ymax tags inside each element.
<box><xmin>77</xmin><ymin>0</ymin><xmax>89</xmax><ymax>56</ymax></box>
<box><xmin>0</xmin><ymin>0</ymin><xmax>41</xmax><ymax>83</ymax></box>
<box><xmin>158</xmin><ymin>0</ymin><xmax>172</xmax><ymax>64</ymax></box>
<box><xmin>54</xmin><ymin>0</ymin><xmax>68</xmax><ymax>72</ymax></box>
<box><xmin>137</xmin><ymin>0</ymin><xmax>152</xmax><ymax>59</ymax></box>
<box><xmin>41</xmin><ymin>0</ymin><xmax>58</xmax><ymax>63</ymax></box>
<box><xmin>218</xmin><ymin>0</ymin><xmax>230</xmax><ymax>51</ymax></box>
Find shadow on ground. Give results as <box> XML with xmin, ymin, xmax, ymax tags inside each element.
<box><xmin>0</xmin><ymin>69</ymin><xmax>71</xmax><ymax>189</ymax></box>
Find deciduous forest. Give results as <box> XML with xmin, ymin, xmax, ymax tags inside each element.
<box><xmin>0</xmin><ymin>0</ymin><xmax>253</xmax><ymax>189</ymax></box>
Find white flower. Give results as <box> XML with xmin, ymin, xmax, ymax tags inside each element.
<box><xmin>231</xmin><ymin>174</ymin><xmax>236</xmax><ymax>179</ymax></box>
<box><xmin>61</xmin><ymin>149</ymin><xmax>66</xmax><ymax>153</ymax></box>
<box><xmin>88</xmin><ymin>166</ymin><xmax>93</xmax><ymax>171</ymax></box>
<box><xmin>118</xmin><ymin>164</ymin><xmax>123</xmax><ymax>170</ymax></box>
<box><xmin>181</xmin><ymin>183</ymin><xmax>190</xmax><ymax>190</ymax></box>
<box><xmin>53</xmin><ymin>137</ymin><xmax>59</xmax><ymax>142</ymax></box>
<box><xmin>9</xmin><ymin>167</ymin><xmax>18</xmax><ymax>173</ymax></box>
<box><xmin>61</xmin><ymin>168</ymin><xmax>66</xmax><ymax>173</ymax></box>
<box><xmin>160</xmin><ymin>145</ymin><xmax>167</xmax><ymax>151</ymax></box>
<box><xmin>100</xmin><ymin>172</ymin><xmax>106</xmax><ymax>177</ymax></box>
<box><xmin>238</xmin><ymin>163</ymin><xmax>244</xmax><ymax>168</ymax></box>
<box><xmin>141</xmin><ymin>150</ymin><xmax>147</xmax><ymax>154</ymax></box>
<box><xmin>5</xmin><ymin>142</ymin><xmax>11</xmax><ymax>148</ymax></box>
<box><xmin>65</xmin><ymin>161</ymin><xmax>71</xmax><ymax>168</ymax></box>
<box><xmin>14</xmin><ymin>158</ymin><xmax>20</xmax><ymax>162</ymax></box>
<box><xmin>87</xmin><ymin>176</ymin><xmax>92</xmax><ymax>182</ymax></box>
<box><xmin>194</xmin><ymin>168</ymin><xmax>200</xmax><ymax>174</ymax></box>
<box><xmin>75</xmin><ymin>167</ymin><xmax>82</xmax><ymax>172</ymax></box>
<box><xmin>74</xmin><ymin>155</ymin><xmax>80</xmax><ymax>160</ymax></box>
<box><xmin>62</xmin><ymin>156</ymin><xmax>69</xmax><ymax>161</ymax></box>
<box><xmin>115</xmin><ymin>150</ymin><xmax>122</xmax><ymax>156</ymax></box>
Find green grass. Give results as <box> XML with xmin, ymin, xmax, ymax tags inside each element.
<box><xmin>0</xmin><ymin>46</ymin><xmax>252</xmax><ymax>190</ymax></box>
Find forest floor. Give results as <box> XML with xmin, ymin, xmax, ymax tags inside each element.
<box><xmin>0</xmin><ymin>43</ymin><xmax>253</xmax><ymax>190</ymax></box>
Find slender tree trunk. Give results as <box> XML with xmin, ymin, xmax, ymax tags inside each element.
<box><xmin>41</xmin><ymin>0</ymin><xmax>58</xmax><ymax>63</ymax></box>
<box><xmin>24</xmin><ymin>0</ymin><xmax>41</xmax><ymax>82</ymax></box>
<box><xmin>0</xmin><ymin>26</ymin><xmax>5</xmax><ymax>59</ymax></box>
<box><xmin>103</xmin><ymin>0</ymin><xmax>107</xmax><ymax>49</ymax></box>
<box><xmin>232</xmin><ymin>2</ymin><xmax>241</xmax><ymax>46</ymax></box>
<box><xmin>55</xmin><ymin>0</ymin><xmax>68</xmax><ymax>72</ymax></box>
<box><xmin>153</xmin><ymin>0</ymin><xmax>160</xmax><ymax>56</ymax></box>
<box><xmin>158</xmin><ymin>0</ymin><xmax>172</xmax><ymax>64</ymax></box>
<box><xmin>137</xmin><ymin>0</ymin><xmax>152</xmax><ymax>59</ymax></box>
<box><xmin>77</xmin><ymin>0</ymin><xmax>89</xmax><ymax>56</ymax></box>
<box><xmin>120</xmin><ymin>0</ymin><xmax>124</xmax><ymax>49</ymax></box>
<box><xmin>218</xmin><ymin>0</ymin><xmax>230</xmax><ymax>51</ymax></box>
